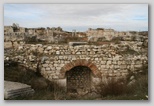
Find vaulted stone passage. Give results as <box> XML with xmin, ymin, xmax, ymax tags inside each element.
<box><xmin>66</xmin><ymin>66</ymin><xmax>92</xmax><ymax>93</ymax></box>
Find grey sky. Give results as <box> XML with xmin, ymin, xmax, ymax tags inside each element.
<box><xmin>4</xmin><ymin>4</ymin><xmax>148</xmax><ymax>31</ymax></box>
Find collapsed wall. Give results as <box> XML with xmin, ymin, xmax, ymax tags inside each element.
<box><xmin>4</xmin><ymin>24</ymin><xmax>64</xmax><ymax>43</ymax></box>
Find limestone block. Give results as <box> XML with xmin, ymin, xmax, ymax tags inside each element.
<box><xmin>56</xmin><ymin>67</ymin><xmax>61</xmax><ymax>70</ymax></box>
<box><xmin>109</xmin><ymin>65</ymin><xmax>114</xmax><ymax>69</ymax></box>
<box><xmin>44</xmin><ymin>50</ymin><xmax>48</xmax><ymax>54</ymax></box>
<box><xmin>50</xmin><ymin>67</ymin><xmax>56</xmax><ymax>71</ymax></box>
<box><xmin>101</xmin><ymin>65</ymin><xmax>106</xmax><ymax>68</ymax></box>
<box><xmin>18</xmin><ymin>46</ymin><xmax>24</xmax><ymax>50</ymax></box>
<box><xmin>41</xmin><ymin>68</ymin><xmax>45</xmax><ymax>71</ymax></box>
<box><xmin>53</xmin><ymin>64</ymin><xmax>58</xmax><ymax>67</ymax></box>
<box><xmin>30</xmin><ymin>47</ymin><xmax>37</xmax><ymax>51</ymax></box>
<box><xmin>106</xmin><ymin>60</ymin><xmax>112</xmax><ymax>65</ymax></box>
<box><xmin>52</xmin><ymin>75</ymin><xmax>58</xmax><ymax>79</ymax></box>
<box><xmin>45</xmin><ymin>61</ymin><xmax>50</xmax><ymax>64</ymax></box>
<box><xmin>114</xmin><ymin>55</ymin><xmax>120</xmax><ymax>60</ymax></box>
<box><xmin>46</xmin><ymin>67</ymin><xmax>50</xmax><ymax>71</ymax></box>
<box><xmin>55</xmin><ymin>70</ymin><xmax>60</xmax><ymax>74</ymax></box>
<box><xmin>115</xmin><ymin>72</ymin><xmax>121</xmax><ymax>76</ymax></box>
<box><xmin>61</xmin><ymin>52</ymin><xmax>64</xmax><ymax>55</ymax></box>
<box><xmin>114</xmin><ymin>65</ymin><xmax>119</xmax><ymax>69</ymax></box>
<box><xmin>46</xmin><ymin>46</ymin><xmax>52</xmax><ymax>50</ymax></box>
<box><xmin>106</xmin><ymin>65</ymin><xmax>110</xmax><ymax>69</ymax></box>
<box><xmin>135</xmin><ymin>60</ymin><xmax>142</xmax><ymax>65</ymax></box>
<box><xmin>126</xmin><ymin>65</ymin><xmax>129</xmax><ymax>69</ymax></box>
<box><xmin>48</xmin><ymin>76</ymin><xmax>53</xmax><ymax>80</ymax></box>
<box><xmin>108</xmin><ymin>54</ymin><xmax>112</xmax><ymax>58</ymax></box>
<box><xmin>112</xmin><ymin>60</ymin><xmax>117</xmax><ymax>64</ymax></box>
<box><xmin>101</xmin><ymin>61</ymin><xmax>106</xmax><ymax>65</ymax></box>
<box><xmin>131</xmin><ymin>61</ymin><xmax>135</xmax><ymax>65</ymax></box>
<box><xmin>38</xmin><ymin>48</ymin><xmax>44</xmax><ymax>53</ymax></box>
<box><xmin>4</xmin><ymin>81</ymin><xmax>34</xmax><ymax>99</ymax></box>
<box><xmin>87</xmin><ymin>49</ymin><xmax>91</xmax><ymax>51</ymax></box>
<box><xmin>59</xmin><ymin>56</ymin><xmax>63</xmax><ymax>59</ymax></box>
<box><xmin>121</xmin><ymin>73</ymin><xmax>128</xmax><ymax>76</ymax></box>
<box><xmin>55</xmin><ymin>47</ymin><xmax>60</xmax><ymax>50</ymax></box>
<box><xmin>76</xmin><ymin>52</ymin><xmax>81</xmax><ymax>54</ymax></box>
<box><xmin>118</xmin><ymin>61</ymin><xmax>122</xmax><ymax>65</ymax></box>
<box><xmin>134</xmin><ymin>64</ymin><xmax>142</xmax><ymax>68</ymax></box>
<box><xmin>36</xmin><ymin>44</ymin><xmax>43</xmax><ymax>47</ymax></box>
<box><xmin>42</xmin><ymin>64</ymin><xmax>48</xmax><ymax>67</ymax></box>
<box><xmin>122</xmin><ymin>69</ymin><xmax>128</xmax><ymax>73</ymax></box>
<box><xmin>90</xmin><ymin>51</ymin><xmax>95</xmax><ymax>55</ymax></box>
<box><xmin>95</xmin><ymin>58</ymin><xmax>98</xmax><ymax>61</ymax></box>
<box><xmin>98</xmin><ymin>58</ymin><xmax>102</xmax><ymax>61</ymax></box>
<box><xmin>28</xmin><ymin>55</ymin><xmax>35</xmax><ymax>62</ymax></box>
<box><xmin>56</xmin><ymin>51</ymin><xmax>60</xmax><ymax>54</ymax></box>
<box><xmin>121</xmin><ymin>65</ymin><xmax>126</xmax><ymax>69</ymax></box>
<box><xmin>111</xmin><ymin>51</ymin><xmax>116</xmax><ymax>55</ymax></box>
<box><xmin>108</xmin><ymin>73</ymin><xmax>113</xmax><ymax>77</ymax></box>
<box><xmin>121</xmin><ymin>61</ymin><xmax>126</xmax><ymax>65</ymax></box>
<box><xmin>108</xmin><ymin>58</ymin><xmax>112</xmax><ymax>61</ymax></box>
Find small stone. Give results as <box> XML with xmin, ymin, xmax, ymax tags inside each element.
<box><xmin>130</xmin><ymin>76</ymin><xmax>135</xmax><ymax>80</ymax></box>
<box><xmin>6</xmin><ymin>57</ymin><xmax>9</xmax><ymax>61</ymax></box>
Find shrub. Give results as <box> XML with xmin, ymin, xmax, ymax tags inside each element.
<box><xmin>98</xmin><ymin>78</ymin><xmax>127</xmax><ymax>97</ymax></box>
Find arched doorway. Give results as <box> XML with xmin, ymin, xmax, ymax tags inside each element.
<box><xmin>66</xmin><ymin>66</ymin><xmax>92</xmax><ymax>93</ymax></box>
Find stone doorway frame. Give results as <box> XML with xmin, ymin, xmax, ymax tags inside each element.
<box><xmin>59</xmin><ymin>59</ymin><xmax>101</xmax><ymax>79</ymax></box>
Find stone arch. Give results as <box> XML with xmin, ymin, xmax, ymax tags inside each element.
<box><xmin>59</xmin><ymin>59</ymin><xmax>101</xmax><ymax>78</ymax></box>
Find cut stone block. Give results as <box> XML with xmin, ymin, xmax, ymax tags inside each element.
<box><xmin>4</xmin><ymin>81</ymin><xmax>34</xmax><ymax>99</ymax></box>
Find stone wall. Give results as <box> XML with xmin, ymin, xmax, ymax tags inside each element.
<box><xmin>4</xmin><ymin>43</ymin><xmax>148</xmax><ymax>85</ymax></box>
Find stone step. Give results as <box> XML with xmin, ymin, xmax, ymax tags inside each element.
<box><xmin>6</xmin><ymin>90</ymin><xmax>34</xmax><ymax>99</ymax></box>
<box><xmin>4</xmin><ymin>81</ymin><xmax>35</xmax><ymax>99</ymax></box>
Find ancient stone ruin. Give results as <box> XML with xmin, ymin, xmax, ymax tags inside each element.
<box><xmin>4</xmin><ymin>23</ymin><xmax>148</xmax><ymax>95</ymax></box>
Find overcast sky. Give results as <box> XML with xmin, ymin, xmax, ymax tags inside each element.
<box><xmin>4</xmin><ymin>4</ymin><xmax>148</xmax><ymax>31</ymax></box>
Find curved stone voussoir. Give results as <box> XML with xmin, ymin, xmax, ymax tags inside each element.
<box><xmin>59</xmin><ymin>59</ymin><xmax>101</xmax><ymax>78</ymax></box>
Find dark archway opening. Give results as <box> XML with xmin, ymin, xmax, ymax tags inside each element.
<box><xmin>66</xmin><ymin>66</ymin><xmax>92</xmax><ymax>93</ymax></box>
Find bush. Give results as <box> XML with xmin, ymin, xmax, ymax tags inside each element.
<box><xmin>98</xmin><ymin>78</ymin><xmax>127</xmax><ymax>97</ymax></box>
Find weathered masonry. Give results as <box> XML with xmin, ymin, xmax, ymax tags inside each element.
<box><xmin>5</xmin><ymin>43</ymin><xmax>148</xmax><ymax>92</ymax></box>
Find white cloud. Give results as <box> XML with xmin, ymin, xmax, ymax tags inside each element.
<box><xmin>4</xmin><ymin>4</ymin><xmax>148</xmax><ymax>31</ymax></box>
